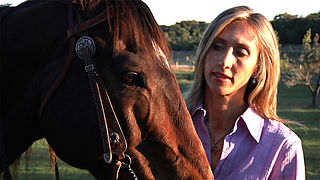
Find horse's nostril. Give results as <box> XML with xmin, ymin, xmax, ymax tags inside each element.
<box><xmin>110</xmin><ymin>132</ymin><xmax>120</xmax><ymax>144</ymax></box>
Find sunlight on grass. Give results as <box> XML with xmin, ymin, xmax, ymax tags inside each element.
<box><xmin>12</xmin><ymin>139</ymin><xmax>94</xmax><ymax>180</ymax></box>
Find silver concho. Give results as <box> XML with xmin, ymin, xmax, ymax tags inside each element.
<box><xmin>75</xmin><ymin>36</ymin><xmax>96</xmax><ymax>60</ymax></box>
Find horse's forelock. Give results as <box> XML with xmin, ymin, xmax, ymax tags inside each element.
<box><xmin>112</xmin><ymin>0</ymin><xmax>171</xmax><ymax>62</ymax></box>
<box><xmin>79</xmin><ymin>0</ymin><xmax>101</xmax><ymax>10</ymax></box>
<box><xmin>82</xmin><ymin>0</ymin><xmax>172</xmax><ymax>64</ymax></box>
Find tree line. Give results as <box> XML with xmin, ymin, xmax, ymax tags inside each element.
<box><xmin>161</xmin><ymin>20</ymin><xmax>208</xmax><ymax>51</ymax></box>
<box><xmin>160</xmin><ymin>13</ymin><xmax>320</xmax><ymax>107</ymax></box>
<box><xmin>160</xmin><ymin>12</ymin><xmax>320</xmax><ymax>51</ymax></box>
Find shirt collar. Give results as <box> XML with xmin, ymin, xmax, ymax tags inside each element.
<box><xmin>191</xmin><ymin>99</ymin><xmax>206</xmax><ymax>117</ymax></box>
<box><xmin>239</xmin><ymin>107</ymin><xmax>265</xmax><ymax>143</ymax></box>
<box><xmin>192</xmin><ymin>100</ymin><xmax>264</xmax><ymax>143</ymax></box>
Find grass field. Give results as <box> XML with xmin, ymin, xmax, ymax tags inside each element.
<box><xmin>277</xmin><ymin>83</ymin><xmax>320</xmax><ymax>179</ymax></box>
<box><xmin>8</xmin><ymin>70</ymin><xmax>320</xmax><ymax>180</ymax></box>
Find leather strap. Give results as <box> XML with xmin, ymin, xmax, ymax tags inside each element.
<box><xmin>39</xmin><ymin>4</ymin><xmax>76</xmax><ymax>119</ymax></box>
<box><xmin>67</xmin><ymin>7</ymin><xmax>109</xmax><ymax>37</ymax></box>
<box><xmin>113</xmin><ymin>161</ymin><xmax>122</xmax><ymax>180</ymax></box>
<box><xmin>82</xmin><ymin>50</ymin><xmax>127</xmax><ymax>162</ymax></box>
<box><xmin>40</xmin><ymin>2</ymin><xmax>136</xmax><ymax>178</ymax></box>
<box><xmin>95</xmin><ymin>73</ymin><xmax>127</xmax><ymax>155</ymax></box>
<box><xmin>112</xmin><ymin>155</ymin><xmax>138</xmax><ymax>180</ymax></box>
<box><xmin>67</xmin><ymin>2</ymin><xmax>128</xmax><ymax>162</ymax></box>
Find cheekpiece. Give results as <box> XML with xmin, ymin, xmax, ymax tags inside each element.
<box><xmin>75</xmin><ymin>36</ymin><xmax>96</xmax><ymax>60</ymax></box>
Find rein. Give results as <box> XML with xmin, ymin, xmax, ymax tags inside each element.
<box><xmin>39</xmin><ymin>2</ymin><xmax>137</xmax><ymax>179</ymax></box>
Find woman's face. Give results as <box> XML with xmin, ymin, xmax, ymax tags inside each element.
<box><xmin>204</xmin><ymin>21</ymin><xmax>259</xmax><ymax>98</ymax></box>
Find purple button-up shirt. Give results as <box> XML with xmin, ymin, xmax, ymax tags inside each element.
<box><xmin>192</xmin><ymin>101</ymin><xmax>305</xmax><ymax>179</ymax></box>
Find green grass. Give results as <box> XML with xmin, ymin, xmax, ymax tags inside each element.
<box><xmin>277</xmin><ymin>81</ymin><xmax>320</xmax><ymax>179</ymax></box>
<box><xmin>278</xmin><ymin>108</ymin><xmax>320</xmax><ymax>180</ymax></box>
<box><xmin>11</xmin><ymin>139</ymin><xmax>95</xmax><ymax>180</ymax></box>
<box><xmin>8</xmin><ymin>70</ymin><xmax>320</xmax><ymax>179</ymax></box>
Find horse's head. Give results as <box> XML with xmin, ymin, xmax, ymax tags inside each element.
<box><xmin>1</xmin><ymin>0</ymin><xmax>213</xmax><ymax>179</ymax></box>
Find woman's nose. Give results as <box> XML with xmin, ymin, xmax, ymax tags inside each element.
<box><xmin>218</xmin><ymin>48</ymin><xmax>235</xmax><ymax>68</ymax></box>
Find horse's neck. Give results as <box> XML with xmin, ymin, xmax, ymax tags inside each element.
<box><xmin>0</xmin><ymin>1</ymin><xmax>70</xmax><ymax>165</ymax></box>
<box><xmin>1</xmin><ymin>0</ymin><xmax>70</xmax><ymax>112</ymax></box>
<box><xmin>0</xmin><ymin>6</ymin><xmax>12</xmax><ymax>23</ymax></box>
<box><xmin>2</xmin><ymin>1</ymin><xmax>70</xmax><ymax>62</ymax></box>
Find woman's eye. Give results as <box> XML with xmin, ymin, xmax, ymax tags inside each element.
<box><xmin>123</xmin><ymin>71</ymin><xmax>139</xmax><ymax>84</ymax></box>
<box><xmin>234</xmin><ymin>48</ymin><xmax>249</xmax><ymax>57</ymax></box>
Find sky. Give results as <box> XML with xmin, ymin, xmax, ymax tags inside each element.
<box><xmin>1</xmin><ymin>0</ymin><xmax>319</xmax><ymax>25</ymax></box>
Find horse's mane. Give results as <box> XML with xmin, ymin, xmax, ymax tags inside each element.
<box><xmin>1</xmin><ymin>0</ymin><xmax>175</xmax><ymax>178</ymax></box>
<box><xmin>1</xmin><ymin>0</ymin><xmax>172</xmax><ymax>64</ymax></box>
<box><xmin>80</xmin><ymin>0</ymin><xmax>172</xmax><ymax>63</ymax></box>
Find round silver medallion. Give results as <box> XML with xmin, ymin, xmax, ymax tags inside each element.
<box><xmin>75</xmin><ymin>36</ymin><xmax>96</xmax><ymax>60</ymax></box>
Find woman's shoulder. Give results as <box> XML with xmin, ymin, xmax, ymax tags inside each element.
<box><xmin>264</xmin><ymin>118</ymin><xmax>302</xmax><ymax>147</ymax></box>
<box><xmin>264</xmin><ymin>119</ymin><xmax>305</xmax><ymax>179</ymax></box>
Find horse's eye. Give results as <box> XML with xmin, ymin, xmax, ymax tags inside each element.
<box><xmin>123</xmin><ymin>71</ymin><xmax>139</xmax><ymax>84</ymax></box>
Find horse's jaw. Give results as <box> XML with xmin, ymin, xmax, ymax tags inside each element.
<box><xmin>127</xmin><ymin>114</ymin><xmax>214</xmax><ymax>179</ymax></box>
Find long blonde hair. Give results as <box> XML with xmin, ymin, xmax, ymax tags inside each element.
<box><xmin>185</xmin><ymin>6</ymin><xmax>281</xmax><ymax>121</ymax></box>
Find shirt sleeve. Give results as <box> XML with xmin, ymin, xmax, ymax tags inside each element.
<box><xmin>269</xmin><ymin>137</ymin><xmax>305</xmax><ymax>180</ymax></box>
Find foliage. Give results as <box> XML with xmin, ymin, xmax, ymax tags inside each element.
<box><xmin>161</xmin><ymin>21</ymin><xmax>208</xmax><ymax>51</ymax></box>
<box><xmin>160</xmin><ymin>12</ymin><xmax>320</xmax><ymax>51</ymax></box>
<box><xmin>281</xmin><ymin>29</ymin><xmax>320</xmax><ymax>107</ymax></box>
<box><xmin>271</xmin><ymin>12</ymin><xmax>320</xmax><ymax>44</ymax></box>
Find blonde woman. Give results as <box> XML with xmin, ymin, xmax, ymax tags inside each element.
<box><xmin>185</xmin><ymin>6</ymin><xmax>305</xmax><ymax>179</ymax></box>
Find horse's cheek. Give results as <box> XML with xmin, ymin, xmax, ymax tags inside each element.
<box><xmin>132</xmin><ymin>95</ymin><xmax>150</xmax><ymax>123</ymax></box>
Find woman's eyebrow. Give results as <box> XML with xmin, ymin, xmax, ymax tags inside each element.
<box><xmin>214</xmin><ymin>37</ymin><xmax>251</xmax><ymax>50</ymax></box>
<box><xmin>213</xmin><ymin>37</ymin><xmax>226</xmax><ymax>43</ymax></box>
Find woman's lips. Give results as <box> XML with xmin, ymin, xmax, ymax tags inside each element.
<box><xmin>213</xmin><ymin>72</ymin><xmax>232</xmax><ymax>82</ymax></box>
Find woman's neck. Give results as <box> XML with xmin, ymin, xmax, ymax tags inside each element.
<box><xmin>204</xmin><ymin>88</ymin><xmax>248</xmax><ymax>129</ymax></box>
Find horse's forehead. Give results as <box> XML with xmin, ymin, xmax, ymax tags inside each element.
<box><xmin>152</xmin><ymin>41</ymin><xmax>170</xmax><ymax>69</ymax></box>
<box><xmin>102</xmin><ymin>38</ymin><xmax>170</xmax><ymax>70</ymax></box>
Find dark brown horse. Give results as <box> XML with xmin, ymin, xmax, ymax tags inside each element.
<box><xmin>0</xmin><ymin>0</ymin><xmax>213</xmax><ymax>179</ymax></box>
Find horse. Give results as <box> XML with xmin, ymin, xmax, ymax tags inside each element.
<box><xmin>0</xmin><ymin>0</ymin><xmax>213</xmax><ymax>179</ymax></box>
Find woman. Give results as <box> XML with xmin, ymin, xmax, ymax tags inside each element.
<box><xmin>185</xmin><ymin>6</ymin><xmax>305</xmax><ymax>179</ymax></box>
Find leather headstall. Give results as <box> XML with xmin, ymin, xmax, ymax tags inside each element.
<box><xmin>39</xmin><ymin>1</ymin><xmax>137</xmax><ymax>179</ymax></box>
<box><xmin>68</xmin><ymin>1</ymin><xmax>128</xmax><ymax>164</ymax></box>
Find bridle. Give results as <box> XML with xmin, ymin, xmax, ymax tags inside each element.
<box><xmin>39</xmin><ymin>1</ymin><xmax>137</xmax><ymax>179</ymax></box>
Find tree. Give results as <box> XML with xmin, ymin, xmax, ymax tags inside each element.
<box><xmin>306</xmin><ymin>11</ymin><xmax>320</xmax><ymax>21</ymax></box>
<box><xmin>281</xmin><ymin>29</ymin><xmax>320</xmax><ymax>107</ymax></box>
<box><xmin>274</xmin><ymin>13</ymin><xmax>298</xmax><ymax>20</ymax></box>
<box><xmin>161</xmin><ymin>21</ymin><xmax>208</xmax><ymax>51</ymax></box>
<box><xmin>271</xmin><ymin>12</ymin><xmax>320</xmax><ymax>44</ymax></box>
